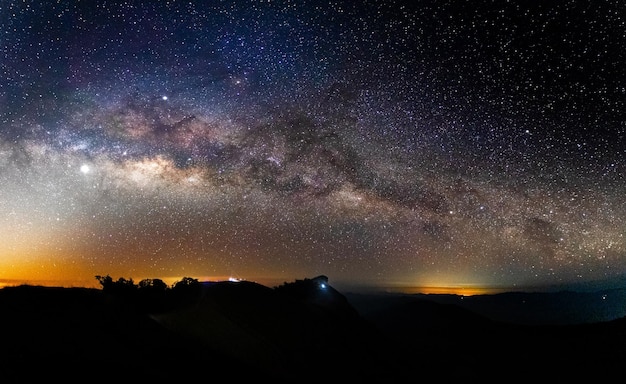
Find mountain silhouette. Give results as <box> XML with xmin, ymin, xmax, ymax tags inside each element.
<box><xmin>152</xmin><ymin>276</ymin><xmax>395</xmax><ymax>382</ymax></box>
<box><xmin>1</xmin><ymin>277</ymin><xmax>625</xmax><ymax>383</ymax></box>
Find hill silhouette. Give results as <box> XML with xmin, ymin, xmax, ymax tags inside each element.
<box><xmin>1</xmin><ymin>276</ymin><xmax>625</xmax><ymax>383</ymax></box>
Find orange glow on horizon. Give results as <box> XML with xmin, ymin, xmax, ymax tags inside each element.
<box><xmin>385</xmin><ymin>285</ymin><xmax>512</xmax><ymax>296</ymax></box>
<box><xmin>0</xmin><ymin>275</ymin><xmax>295</xmax><ymax>290</ymax></box>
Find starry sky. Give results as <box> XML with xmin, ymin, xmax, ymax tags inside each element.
<box><xmin>1</xmin><ymin>0</ymin><xmax>625</xmax><ymax>292</ymax></box>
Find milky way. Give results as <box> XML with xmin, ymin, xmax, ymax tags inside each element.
<box><xmin>1</xmin><ymin>0</ymin><xmax>625</xmax><ymax>291</ymax></box>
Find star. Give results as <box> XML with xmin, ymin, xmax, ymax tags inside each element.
<box><xmin>0</xmin><ymin>0</ymin><xmax>623</xmax><ymax>293</ymax></box>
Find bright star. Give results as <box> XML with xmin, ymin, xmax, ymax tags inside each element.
<box><xmin>80</xmin><ymin>164</ymin><xmax>90</xmax><ymax>174</ymax></box>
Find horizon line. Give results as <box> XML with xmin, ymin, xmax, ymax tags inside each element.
<box><xmin>3</xmin><ymin>277</ymin><xmax>625</xmax><ymax>296</ymax></box>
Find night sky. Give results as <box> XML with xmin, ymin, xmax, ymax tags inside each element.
<box><xmin>1</xmin><ymin>0</ymin><xmax>624</xmax><ymax>292</ymax></box>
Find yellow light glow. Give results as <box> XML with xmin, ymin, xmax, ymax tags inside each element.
<box><xmin>392</xmin><ymin>285</ymin><xmax>509</xmax><ymax>296</ymax></box>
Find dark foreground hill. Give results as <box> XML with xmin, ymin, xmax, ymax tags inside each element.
<box><xmin>1</xmin><ymin>277</ymin><xmax>625</xmax><ymax>383</ymax></box>
<box><xmin>348</xmin><ymin>291</ymin><xmax>626</xmax><ymax>381</ymax></box>
<box><xmin>0</xmin><ymin>276</ymin><xmax>399</xmax><ymax>383</ymax></box>
<box><xmin>348</xmin><ymin>288</ymin><xmax>626</xmax><ymax>325</ymax></box>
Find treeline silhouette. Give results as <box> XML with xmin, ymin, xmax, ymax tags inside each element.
<box><xmin>94</xmin><ymin>274</ymin><xmax>203</xmax><ymax>313</ymax></box>
<box><xmin>2</xmin><ymin>274</ymin><xmax>626</xmax><ymax>382</ymax></box>
<box><xmin>93</xmin><ymin>274</ymin><xmax>335</xmax><ymax>314</ymax></box>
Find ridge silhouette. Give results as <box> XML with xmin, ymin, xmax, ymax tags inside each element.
<box><xmin>1</xmin><ymin>276</ymin><xmax>625</xmax><ymax>383</ymax></box>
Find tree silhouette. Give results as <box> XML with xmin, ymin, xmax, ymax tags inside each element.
<box><xmin>274</xmin><ymin>275</ymin><xmax>329</xmax><ymax>299</ymax></box>
<box><xmin>170</xmin><ymin>277</ymin><xmax>202</xmax><ymax>304</ymax></box>
<box><xmin>137</xmin><ymin>278</ymin><xmax>169</xmax><ymax>312</ymax></box>
<box><xmin>95</xmin><ymin>275</ymin><xmax>203</xmax><ymax>311</ymax></box>
<box><xmin>95</xmin><ymin>274</ymin><xmax>114</xmax><ymax>291</ymax></box>
<box><xmin>138</xmin><ymin>278</ymin><xmax>168</xmax><ymax>292</ymax></box>
<box><xmin>172</xmin><ymin>276</ymin><xmax>199</xmax><ymax>290</ymax></box>
<box><xmin>95</xmin><ymin>275</ymin><xmax>137</xmax><ymax>296</ymax></box>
